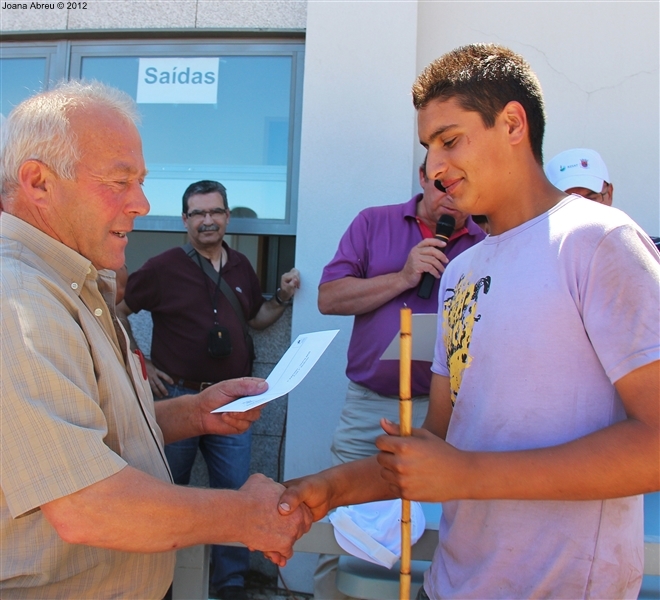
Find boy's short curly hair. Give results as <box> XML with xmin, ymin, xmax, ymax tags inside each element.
<box><xmin>412</xmin><ymin>43</ymin><xmax>546</xmax><ymax>164</ymax></box>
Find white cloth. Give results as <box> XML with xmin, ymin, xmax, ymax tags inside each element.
<box><xmin>428</xmin><ymin>196</ymin><xmax>659</xmax><ymax>599</ymax></box>
<box><xmin>330</xmin><ymin>500</ymin><xmax>426</xmax><ymax>568</ymax></box>
<box><xmin>314</xmin><ymin>383</ymin><xmax>430</xmax><ymax>599</ymax></box>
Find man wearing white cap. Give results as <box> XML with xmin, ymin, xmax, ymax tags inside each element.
<box><xmin>544</xmin><ymin>148</ymin><xmax>613</xmax><ymax>206</ymax></box>
<box><xmin>546</xmin><ymin>148</ymin><xmax>660</xmax><ymax>251</ymax></box>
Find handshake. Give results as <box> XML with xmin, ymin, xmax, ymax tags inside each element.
<box><xmin>233</xmin><ymin>470</ymin><xmax>339</xmax><ymax>567</ymax></box>
<box><xmin>229</xmin><ymin>473</ymin><xmax>313</xmax><ymax>567</ymax></box>
<box><xmin>198</xmin><ymin>378</ymin><xmax>323</xmax><ymax>567</ymax></box>
<box><xmin>201</xmin><ymin>377</ymin><xmax>431</xmax><ymax>566</ymax></box>
<box><xmin>204</xmin><ymin>378</ymin><xmax>413</xmax><ymax>567</ymax></box>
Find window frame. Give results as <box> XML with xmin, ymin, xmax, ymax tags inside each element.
<box><xmin>1</xmin><ymin>38</ymin><xmax>303</xmax><ymax>236</ymax></box>
<box><xmin>0</xmin><ymin>40</ymin><xmax>67</xmax><ymax>94</ymax></box>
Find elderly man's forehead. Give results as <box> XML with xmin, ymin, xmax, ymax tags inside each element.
<box><xmin>67</xmin><ymin>104</ymin><xmax>146</xmax><ymax>172</ymax></box>
<box><xmin>68</xmin><ymin>102</ymin><xmax>132</xmax><ymax>131</ymax></box>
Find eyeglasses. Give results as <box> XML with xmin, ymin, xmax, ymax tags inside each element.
<box><xmin>581</xmin><ymin>183</ymin><xmax>612</xmax><ymax>204</ymax></box>
<box><xmin>582</xmin><ymin>191</ymin><xmax>606</xmax><ymax>202</ymax></box>
<box><xmin>186</xmin><ymin>208</ymin><xmax>228</xmax><ymax>219</ymax></box>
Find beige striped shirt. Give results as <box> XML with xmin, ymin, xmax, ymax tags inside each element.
<box><xmin>1</xmin><ymin>213</ymin><xmax>175</xmax><ymax>599</ymax></box>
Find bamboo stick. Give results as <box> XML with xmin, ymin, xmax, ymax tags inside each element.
<box><xmin>399</xmin><ymin>307</ymin><xmax>413</xmax><ymax>600</ymax></box>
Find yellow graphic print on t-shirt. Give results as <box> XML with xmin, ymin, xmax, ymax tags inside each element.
<box><xmin>443</xmin><ymin>274</ymin><xmax>491</xmax><ymax>405</ymax></box>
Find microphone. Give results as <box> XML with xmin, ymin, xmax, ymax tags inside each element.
<box><xmin>417</xmin><ymin>214</ymin><xmax>456</xmax><ymax>299</ymax></box>
<box><xmin>434</xmin><ymin>179</ymin><xmax>447</xmax><ymax>193</ymax></box>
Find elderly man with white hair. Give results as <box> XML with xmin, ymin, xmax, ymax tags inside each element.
<box><xmin>0</xmin><ymin>80</ymin><xmax>311</xmax><ymax>599</ymax></box>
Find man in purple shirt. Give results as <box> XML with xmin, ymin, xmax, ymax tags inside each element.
<box><xmin>314</xmin><ymin>161</ymin><xmax>485</xmax><ymax>598</ymax></box>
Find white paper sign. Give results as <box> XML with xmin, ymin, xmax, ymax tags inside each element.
<box><xmin>212</xmin><ymin>329</ymin><xmax>339</xmax><ymax>413</ymax></box>
<box><xmin>137</xmin><ymin>57</ymin><xmax>219</xmax><ymax>104</ymax></box>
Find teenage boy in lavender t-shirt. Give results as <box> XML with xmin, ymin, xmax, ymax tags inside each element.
<box><xmin>279</xmin><ymin>43</ymin><xmax>659</xmax><ymax>599</ymax></box>
<box><xmin>314</xmin><ymin>163</ymin><xmax>484</xmax><ymax>599</ymax></box>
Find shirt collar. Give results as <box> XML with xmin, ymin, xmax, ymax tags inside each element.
<box><xmin>464</xmin><ymin>215</ymin><xmax>487</xmax><ymax>238</ymax></box>
<box><xmin>404</xmin><ymin>194</ymin><xmax>424</xmax><ymax>220</ymax></box>
<box><xmin>221</xmin><ymin>239</ymin><xmax>243</xmax><ymax>271</ymax></box>
<box><xmin>408</xmin><ymin>195</ymin><xmax>485</xmax><ymax>240</ymax></box>
<box><xmin>0</xmin><ymin>213</ymin><xmax>107</xmax><ymax>296</ymax></box>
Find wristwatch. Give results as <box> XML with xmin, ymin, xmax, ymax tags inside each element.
<box><xmin>275</xmin><ymin>288</ymin><xmax>293</xmax><ymax>306</ymax></box>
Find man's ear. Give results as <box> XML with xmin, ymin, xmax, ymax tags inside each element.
<box><xmin>418</xmin><ymin>166</ymin><xmax>426</xmax><ymax>188</ymax></box>
<box><xmin>17</xmin><ymin>160</ymin><xmax>54</xmax><ymax>207</ymax></box>
<box><xmin>500</xmin><ymin>101</ymin><xmax>527</xmax><ymax>147</ymax></box>
<box><xmin>604</xmin><ymin>182</ymin><xmax>614</xmax><ymax>206</ymax></box>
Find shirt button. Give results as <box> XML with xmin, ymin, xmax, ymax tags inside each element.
<box><xmin>94</xmin><ymin>308</ymin><xmax>103</xmax><ymax>317</ymax></box>
<box><xmin>71</xmin><ymin>282</ymin><xmax>79</xmax><ymax>290</ymax></box>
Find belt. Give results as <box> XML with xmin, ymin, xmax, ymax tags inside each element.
<box><xmin>172</xmin><ymin>377</ymin><xmax>216</xmax><ymax>392</ymax></box>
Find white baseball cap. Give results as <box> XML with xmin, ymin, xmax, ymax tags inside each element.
<box><xmin>545</xmin><ymin>148</ymin><xmax>610</xmax><ymax>193</ymax></box>
<box><xmin>329</xmin><ymin>499</ymin><xmax>426</xmax><ymax>569</ymax></box>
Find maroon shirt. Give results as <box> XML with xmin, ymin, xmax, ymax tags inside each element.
<box><xmin>124</xmin><ymin>244</ymin><xmax>264</xmax><ymax>383</ymax></box>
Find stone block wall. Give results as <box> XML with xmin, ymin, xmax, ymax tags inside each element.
<box><xmin>1</xmin><ymin>0</ymin><xmax>307</xmax><ymax>33</ymax></box>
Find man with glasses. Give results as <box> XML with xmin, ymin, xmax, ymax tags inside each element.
<box><xmin>545</xmin><ymin>148</ymin><xmax>660</xmax><ymax>250</ymax></box>
<box><xmin>117</xmin><ymin>180</ymin><xmax>300</xmax><ymax>600</ymax></box>
<box><xmin>544</xmin><ymin>148</ymin><xmax>614</xmax><ymax>206</ymax></box>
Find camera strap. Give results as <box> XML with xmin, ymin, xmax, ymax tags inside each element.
<box><xmin>183</xmin><ymin>243</ymin><xmax>249</xmax><ymax>339</ymax></box>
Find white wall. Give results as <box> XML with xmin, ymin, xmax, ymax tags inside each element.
<box><xmin>286</xmin><ymin>0</ymin><xmax>420</xmax><ymax>480</ymax></box>
<box><xmin>283</xmin><ymin>0</ymin><xmax>420</xmax><ymax>591</ymax></box>
<box><xmin>416</xmin><ymin>1</ymin><xmax>659</xmax><ymax>234</ymax></box>
<box><xmin>0</xmin><ymin>0</ymin><xmax>306</xmax><ymax>31</ymax></box>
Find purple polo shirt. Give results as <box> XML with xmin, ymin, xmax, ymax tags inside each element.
<box><xmin>320</xmin><ymin>194</ymin><xmax>486</xmax><ymax>396</ymax></box>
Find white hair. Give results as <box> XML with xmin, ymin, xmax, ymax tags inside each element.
<box><xmin>0</xmin><ymin>79</ymin><xmax>139</xmax><ymax>200</ymax></box>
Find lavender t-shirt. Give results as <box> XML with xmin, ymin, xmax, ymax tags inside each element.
<box><xmin>428</xmin><ymin>196</ymin><xmax>659</xmax><ymax>599</ymax></box>
<box><xmin>321</xmin><ymin>195</ymin><xmax>485</xmax><ymax>397</ymax></box>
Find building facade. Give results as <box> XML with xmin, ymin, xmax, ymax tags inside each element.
<box><xmin>2</xmin><ymin>0</ymin><xmax>658</xmax><ymax>592</ymax></box>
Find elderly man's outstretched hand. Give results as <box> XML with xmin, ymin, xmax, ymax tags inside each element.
<box><xmin>196</xmin><ymin>377</ymin><xmax>266</xmax><ymax>436</ymax></box>
<box><xmin>238</xmin><ymin>474</ymin><xmax>312</xmax><ymax>566</ymax></box>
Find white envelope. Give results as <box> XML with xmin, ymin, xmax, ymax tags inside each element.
<box><xmin>212</xmin><ymin>329</ymin><xmax>339</xmax><ymax>413</ymax></box>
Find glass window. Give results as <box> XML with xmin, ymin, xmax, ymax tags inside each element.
<box><xmin>0</xmin><ymin>39</ymin><xmax>302</xmax><ymax>289</ymax></box>
<box><xmin>0</xmin><ymin>42</ymin><xmax>64</xmax><ymax>117</ymax></box>
<box><xmin>69</xmin><ymin>41</ymin><xmax>303</xmax><ymax>235</ymax></box>
<box><xmin>0</xmin><ymin>57</ymin><xmax>48</xmax><ymax>118</ymax></box>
